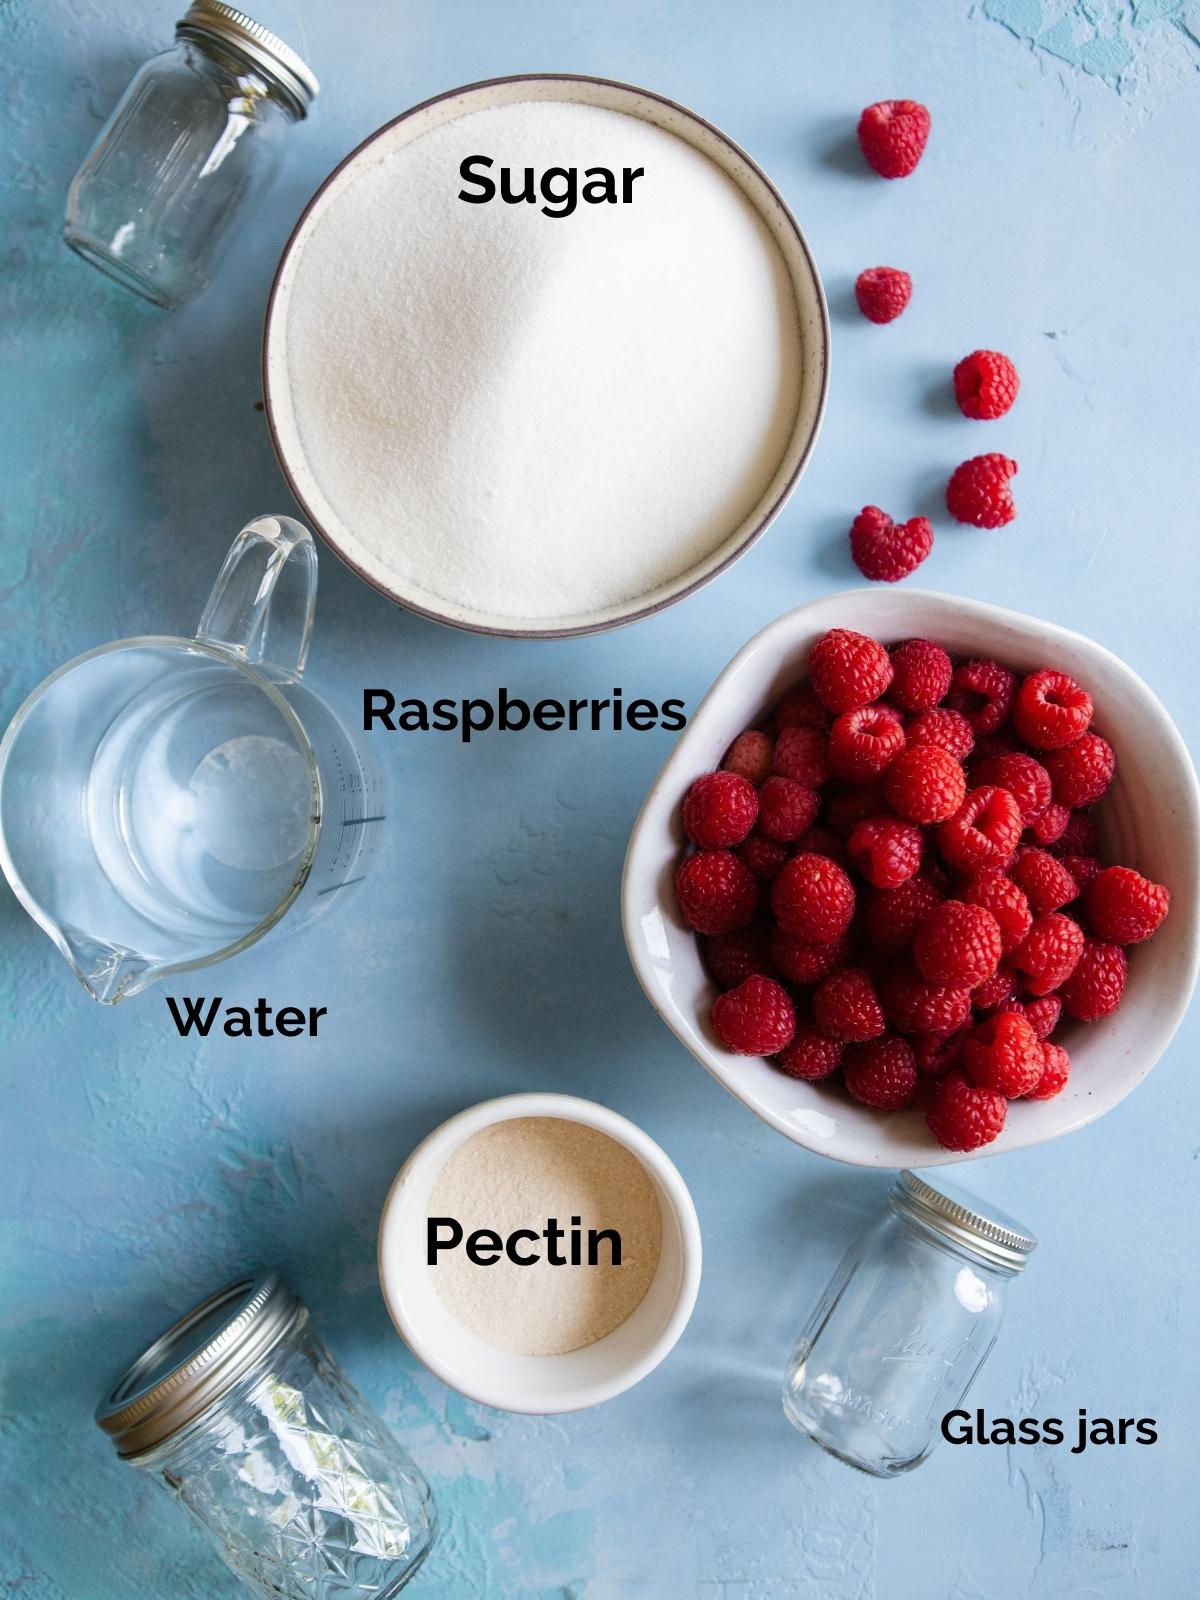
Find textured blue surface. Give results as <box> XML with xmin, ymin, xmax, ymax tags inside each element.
<box><xmin>1</xmin><ymin>2</ymin><xmax>1197</xmax><ymax>1595</ymax></box>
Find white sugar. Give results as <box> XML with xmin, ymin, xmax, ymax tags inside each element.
<box><xmin>279</xmin><ymin>99</ymin><xmax>802</xmax><ymax>623</ymax></box>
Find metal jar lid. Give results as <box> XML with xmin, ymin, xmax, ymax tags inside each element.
<box><xmin>96</xmin><ymin>1271</ymin><xmax>306</xmax><ymax>1459</ymax></box>
<box><xmin>891</xmin><ymin>1170</ymin><xmax>1037</xmax><ymax>1273</ymax></box>
<box><xmin>177</xmin><ymin>2</ymin><xmax>319</xmax><ymax>117</ymax></box>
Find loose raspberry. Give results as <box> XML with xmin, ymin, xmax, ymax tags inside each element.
<box><xmin>946</xmin><ymin>453</ymin><xmax>1018</xmax><ymax>528</ymax></box>
<box><xmin>998</xmin><ymin>993</ymin><xmax>1062</xmax><ymax>1041</ymax></box>
<box><xmin>1025</xmin><ymin>800</ymin><xmax>1070</xmax><ymax>847</ymax></box>
<box><xmin>1045</xmin><ymin>733</ymin><xmax>1115</xmax><ymax>808</ymax></box>
<box><xmin>824</xmin><ymin>783</ymin><xmax>887</xmax><ymax>838</ymax></box>
<box><xmin>1088</xmin><ymin>864</ymin><xmax>1177</xmax><ymax>947</ymax></box>
<box><xmin>1026</xmin><ymin>1040</ymin><xmax>1070</xmax><ymax>1101</ymax></box>
<box><xmin>889</xmin><ymin>639</ymin><xmax>953</xmax><ymax>712</ymax></box>
<box><xmin>1060</xmin><ymin>853</ymin><xmax>1102</xmax><ymax>897</ymax></box>
<box><xmin>1059</xmin><ymin>938</ymin><xmax>1127</xmax><ymax>1021</ymax></box>
<box><xmin>912</xmin><ymin>1028</ymin><xmax>967</xmax><ymax>1077</ymax></box>
<box><xmin>905</xmin><ymin>707</ymin><xmax>975</xmax><ymax>762</ymax></box>
<box><xmin>712</xmin><ymin>975</ymin><xmax>796</xmax><ymax>1055</ymax></box>
<box><xmin>849</xmin><ymin>506</ymin><xmax>933</xmax><ymax>582</ymax></box>
<box><xmin>1052</xmin><ymin>810</ymin><xmax>1099</xmax><ymax>858</ymax></box>
<box><xmin>972</xmin><ymin>965</ymin><xmax>1018</xmax><ymax>1013</ymax></box>
<box><xmin>926</xmin><ymin>1070</ymin><xmax>1007</xmax><ymax>1151</ymax></box>
<box><xmin>808</xmin><ymin>629</ymin><xmax>893</xmax><ymax>714</ymax></box>
<box><xmin>953</xmin><ymin>350</ymin><xmax>1020</xmax><ymax>421</ymax></box>
<box><xmin>1013</xmin><ymin>669</ymin><xmax>1093</xmax><ymax>751</ymax></box>
<box><xmin>675</xmin><ymin>850</ymin><xmax>758</xmax><ymax>935</ymax></box>
<box><xmin>683</xmin><ymin>771</ymin><xmax>759</xmax><ymax>849</ymax></box>
<box><xmin>913</xmin><ymin>899</ymin><xmax>1002</xmax><ymax>987</ymax></box>
<box><xmin>772</xmin><ymin>680</ymin><xmax>829</xmax><ymax>733</ymax></box>
<box><xmin>722</xmin><ymin>729</ymin><xmax>775</xmax><ymax>786</ymax></box>
<box><xmin>848</xmin><ymin>816</ymin><xmax>923</xmax><ymax>889</ymax></box>
<box><xmin>970</xmin><ymin>753</ymin><xmax>1051</xmax><ymax>824</ymax></box>
<box><xmin>1012</xmin><ymin>911</ymin><xmax>1085</xmax><ymax>996</ymax></box>
<box><xmin>884</xmin><ymin>745</ymin><xmax>967</xmax><ymax>825</ymax></box>
<box><xmin>829</xmin><ymin>705</ymin><xmax>905</xmax><ymax>784</ymax></box>
<box><xmin>843</xmin><ymin>1033</ymin><xmax>918</xmax><ymax>1109</ymax></box>
<box><xmin>774</xmin><ymin>725</ymin><xmax>832</xmax><ymax>787</ymax></box>
<box><xmin>879</xmin><ymin>963</ymin><xmax>973</xmax><ymax>1036</ymax></box>
<box><xmin>1009</xmin><ymin>847</ymin><xmax>1078</xmax><ymax>918</ymax></box>
<box><xmin>796</xmin><ymin>825</ymin><xmax>850</xmax><ymax>869</ymax></box>
<box><xmin>948</xmin><ymin>659</ymin><xmax>1016</xmax><ymax>735</ymax></box>
<box><xmin>958</xmin><ymin>870</ymin><xmax>1032</xmax><ymax>954</ymax></box>
<box><xmin>757</xmin><ymin>776</ymin><xmax>821</xmax><ymax>842</ymax></box>
<box><xmin>775</xmin><ymin>1022</ymin><xmax>843</xmax><ymax>1081</ymax></box>
<box><xmin>864</xmin><ymin>874</ymin><xmax>943</xmax><ymax>955</ymax></box>
<box><xmin>812</xmin><ymin>967</ymin><xmax>885</xmax><ymax>1042</ymax></box>
<box><xmin>854</xmin><ymin>267</ymin><xmax>912</xmax><ymax>324</ymax></box>
<box><xmin>969</xmin><ymin>732</ymin><xmax>1021</xmax><ymax>765</ymax></box>
<box><xmin>963</xmin><ymin>1013</ymin><xmax>1042</xmax><ymax>1097</ymax></box>
<box><xmin>737</xmin><ymin>831</ymin><xmax>790</xmax><ymax>881</ymax></box>
<box><xmin>937</xmin><ymin>786</ymin><xmax>1023</xmax><ymax>872</ymax></box>
<box><xmin>772</xmin><ymin>853</ymin><xmax>856</xmax><ymax>943</ymax></box>
<box><xmin>857</xmin><ymin>98</ymin><xmax>931</xmax><ymax>179</ymax></box>
<box><xmin>702</xmin><ymin>922</ymin><xmax>775</xmax><ymax>989</ymax></box>
<box><xmin>770</xmin><ymin>928</ymin><xmax>852</xmax><ymax>985</ymax></box>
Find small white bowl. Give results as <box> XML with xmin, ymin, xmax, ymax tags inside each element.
<box><xmin>622</xmin><ymin>589</ymin><xmax>1200</xmax><ymax>1168</ymax></box>
<box><xmin>377</xmin><ymin>1093</ymin><xmax>701</xmax><ymax>1413</ymax></box>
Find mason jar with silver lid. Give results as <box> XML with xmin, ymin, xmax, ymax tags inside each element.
<box><xmin>64</xmin><ymin>2</ymin><xmax>317</xmax><ymax>307</ymax></box>
<box><xmin>782</xmin><ymin>1170</ymin><xmax>1036</xmax><ymax>1477</ymax></box>
<box><xmin>96</xmin><ymin>1272</ymin><xmax>436</xmax><ymax>1599</ymax></box>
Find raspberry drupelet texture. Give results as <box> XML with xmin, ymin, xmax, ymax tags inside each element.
<box><xmin>1025</xmin><ymin>800</ymin><xmax>1070</xmax><ymax>847</ymax></box>
<box><xmin>879</xmin><ymin>963</ymin><xmax>974</xmax><ymax>1036</ymax></box>
<box><xmin>1009</xmin><ymin>847</ymin><xmax>1078</xmax><ymax>917</ymax></box>
<box><xmin>937</xmin><ymin>785</ymin><xmax>1023</xmax><ymax>872</ymax></box>
<box><xmin>772</xmin><ymin>680</ymin><xmax>829</xmax><ymax>734</ymax></box>
<box><xmin>771</xmin><ymin>853</ymin><xmax>856</xmax><ymax>943</ymax></box>
<box><xmin>888</xmin><ymin>638</ymin><xmax>953</xmax><ymax>712</ymax></box>
<box><xmin>1026</xmin><ymin>1040</ymin><xmax>1070</xmax><ymax>1101</ymax></box>
<box><xmin>843</xmin><ymin>1034</ymin><xmax>919</xmax><ymax>1109</ymax></box>
<box><xmin>913</xmin><ymin>899</ymin><xmax>1002</xmax><ymax>987</ymax></box>
<box><xmin>812</xmin><ymin>967</ymin><xmax>886</xmax><ymax>1043</ymax></box>
<box><xmin>953</xmin><ymin>350</ymin><xmax>1020</xmax><ymax>421</ymax></box>
<box><xmin>675</xmin><ymin>850</ymin><xmax>758</xmax><ymax>935</ymax></box>
<box><xmin>701</xmin><ymin>922</ymin><xmax>775</xmax><ymax>989</ymax></box>
<box><xmin>808</xmin><ymin>629</ymin><xmax>894</xmax><ymax>713</ymax></box>
<box><xmin>712</xmin><ymin>975</ymin><xmax>796</xmax><ymax>1055</ymax></box>
<box><xmin>970</xmin><ymin>753</ymin><xmax>1052</xmax><ymax>824</ymax></box>
<box><xmin>775</xmin><ymin>1022</ymin><xmax>844</xmax><ymax>1082</ymax></box>
<box><xmin>1059</xmin><ymin>938</ymin><xmax>1128</xmax><ymax>1021</ymax></box>
<box><xmin>905</xmin><ymin>707</ymin><xmax>975</xmax><ymax>762</ymax></box>
<box><xmin>1000</xmin><ymin>993</ymin><xmax>1063</xmax><ymax>1041</ymax></box>
<box><xmin>1012</xmin><ymin>912</ymin><xmax>1085</xmax><ymax>996</ymax></box>
<box><xmin>958</xmin><ymin>869</ymin><xmax>1032</xmax><ymax>954</ymax></box>
<box><xmin>757</xmin><ymin>776</ymin><xmax>820</xmax><ymax>842</ymax></box>
<box><xmin>1061</xmin><ymin>852</ymin><xmax>1102</xmax><ymax>896</ymax></box>
<box><xmin>848</xmin><ymin>816</ymin><xmax>924</xmax><ymax>889</ymax></box>
<box><xmin>926</xmin><ymin>1070</ymin><xmax>1007</xmax><ymax>1151</ymax></box>
<box><xmin>1088</xmin><ymin>866</ymin><xmax>1170</xmax><ymax>945</ymax></box>
<box><xmin>737</xmin><ymin>831</ymin><xmax>789</xmax><ymax>881</ymax></box>
<box><xmin>884</xmin><ymin>745</ymin><xmax>967</xmax><ymax>825</ymax></box>
<box><xmin>849</xmin><ymin>506</ymin><xmax>933</xmax><ymax>582</ymax></box>
<box><xmin>946</xmin><ymin>453</ymin><xmax>1018</xmax><ymax>528</ymax></box>
<box><xmin>829</xmin><ymin>705</ymin><xmax>906</xmax><ymax>784</ymax></box>
<box><xmin>854</xmin><ymin>267</ymin><xmax>912</xmax><ymax>324</ymax></box>
<box><xmin>1045</xmin><ymin>733</ymin><xmax>1116</xmax><ymax>808</ymax></box>
<box><xmin>963</xmin><ymin>1012</ymin><xmax>1043</xmax><ymax>1097</ymax></box>
<box><xmin>949</xmin><ymin>659</ymin><xmax>1017</xmax><ymax>734</ymax></box>
<box><xmin>1013</xmin><ymin>669</ymin><xmax>1093</xmax><ymax>750</ymax></box>
<box><xmin>856</xmin><ymin>98</ymin><xmax>931</xmax><ymax>178</ymax></box>
<box><xmin>722</xmin><ymin>729</ymin><xmax>775</xmax><ymax>786</ymax></box>
<box><xmin>770</xmin><ymin>928</ymin><xmax>852</xmax><ymax>985</ymax></box>
<box><xmin>972</xmin><ymin>965</ymin><xmax>1018</xmax><ymax>1013</ymax></box>
<box><xmin>864</xmin><ymin>874</ymin><xmax>944</xmax><ymax>954</ymax></box>
<box><xmin>773</xmin><ymin>725</ymin><xmax>832</xmax><ymax>786</ymax></box>
<box><xmin>682</xmin><ymin>771</ymin><xmax>759</xmax><ymax>849</ymax></box>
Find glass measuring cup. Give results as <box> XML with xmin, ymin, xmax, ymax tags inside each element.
<box><xmin>0</xmin><ymin>516</ymin><xmax>381</xmax><ymax>1004</ymax></box>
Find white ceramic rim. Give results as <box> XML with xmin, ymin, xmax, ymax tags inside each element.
<box><xmin>376</xmin><ymin>1092</ymin><xmax>702</xmax><ymax>1413</ymax></box>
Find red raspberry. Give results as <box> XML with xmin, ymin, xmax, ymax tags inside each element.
<box><xmin>1059</xmin><ymin>938</ymin><xmax>1127</xmax><ymax>1021</ymax></box>
<box><xmin>1088</xmin><ymin>865</ymin><xmax>1169</xmax><ymax>945</ymax></box>
<box><xmin>905</xmin><ymin>708</ymin><xmax>975</xmax><ymax>762</ymax></box>
<box><xmin>953</xmin><ymin>349</ymin><xmax>1020</xmax><ymax>421</ymax></box>
<box><xmin>702</xmin><ymin>922</ymin><xmax>775</xmax><ymax>989</ymax></box>
<box><xmin>970</xmin><ymin>753</ymin><xmax>1051</xmax><ymax>824</ymax></box>
<box><xmin>879</xmin><ymin>963</ymin><xmax>973</xmax><ymax>1036</ymax></box>
<box><xmin>998</xmin><ymin>993</ymin><xmax>1062</xmax><ymax>1041</ymax></box>
<box><xmin>848</xmin><ymin>816</ymin><xmax>923</xmax><ymax>889</ymax></box>
<box><xmin>675</xmin><ymin>850</ymin><xmax>758</xmax><ymax>935</ymax></box>
<box><xmin>1025</xmin><ymin>800</ymin><xmax>1070</xmax><ymax>847</ymax></box>
<box><xmin>1052</xmin><ymin>810</ymin><xmax>1099</xmax><ymax>858</ymax></box>
<box><xmin>809</xmin><ymin>628</ymin><xmax>893</xmax><ymax>714</ymax></box>
<box><xmin>712</xmin><ymin>975</ymin><xmax>796</xmax><ymax>1055</ymax></box>
<box><xmin>1013</xmin><ymin>669</ymin><xmax>1093</xmax><ymax>751</ymax></box>
<box><xmin>948</xmin><ymin>659</ymin><xmax>1016</xmax><ymax>735</ymax></box>
<box><xmin>843</xmin><ymin>1033</ymin><xmax>918</xmax><ymax>1109</ymax></box>
<box><xmin>1045</xmin><ymin>733</ymin><xmax>1115</xmax><ymax>808</ymax></box>
<box><xmin>958</xmin><ymin>870</ymin><xmax>1032</xmax><ymax>954</ymax></box>
<box><xmin>772</xmin><ymin>853</ymin><xmax>856</xmax><ymax>943</ymax></box>
<box><xmin>1012</xmin><ymin>912</ymin><xmax>1085</xmax><ymax>996</ymax></box>
<box><xmin>775</xmin><ymin>1022</ymin><xmax>843</xmax><ymax>1081</ymax></box>
<box><xmin>1026</xmin><ymin>1040</ymin><xmax>1070</xmax><ymax>1101</ymax></box>
<box><xmin>772</xmin><ymin>680</ymin><xmax>829</xmax><ymax>733</ymax></box>
<box><xmin>770</xmin><ymin>928</ymin><xmax>852</xmax><ymax>985</ymax></box>
<box><xmin>1060</xmin><ymin>853</ymin><xmax>1101</xmax><ymax>896</ymax></box>
<box><xmin>757</xmin><ymin>776</ymin><xmax>821</xmax><ymax>842</ymax></box>
<box><xmin>913</xmin><ymin>1028</ymin><xmax>967</xmax><ymax>1077</ymax></box>
<box><xmin>812</xmin><ymin>967</ymin><xmax>885</xmax><ymax>1042</ymax></box>
<box><xmin>722</xmin><ymin>729</ymin><xmax>774</xmax><ymax>786</ymax></box>
<box><xmin>913</xmin><ymin>899</ymin><xmax>1002</xmax><ymax>987</ymax></box>
<box><xmin>884</xmin><ymin>745</ymin><xmax>967</xmax><ymax>825</ymax></box>
<box><xmin>854</xmin><ymin>267</ymin><xmax>912</xmax><ymax>324</ymax></box>
<box><xmin>926</xmin><ymin>1070</ymin><xmax>1007</xmax><ymax>1151</ymax></box>
<box><xmin>773</xmin><ymin>725</ymin><xmax>832</xmax><ymax>786</ymax></box>
<box><xmin>796</xmin><ymin>825</ymin><xmax>850</xmax><ymax>869</ymax></box>
<box><xmin>946</xmin><ymin>453</ymin><xmax>1018</xmax><ymax>528</ymax></box>
<box><xmin>963</xmin><ymin>1013</ymin><xmax>1042</xmax><ymax>1097</ymax></box>
<box><xmin>1008</xmin><ymin>846</ymin><xmax>1076</xmax><ymax>917</ymax></box>
<box><xmin>683</xmin><ymin>771</ymin><xmax>759</xmax><ymax>849</ymax></box>
<box><xmin>864</xmin><ymin>874</ymin><xmax>943</xmax><ymax>955</ymax></box>
<box><xmin>824</xmin><ymin>783</ymin><xmax>887</xmax><ymax>838</ymax></box>
<box><xmin>829</xmin><ymin>705</ymin><xmax>905</xmax><ymax>784</ymax></box>
<box><xmin>937</xmin><ymin>786</ymin><xmax>1023</xmax><ymax>872</ymax></box>
<box><xmin>849</xmin><ymin>506</ymin><xmax>933</xmax><ymax>582</ymax></box>
<box><xmin>857</xmin><ymin>98</ymin><xmax>931</xmax><ymax>179</ymax></box>
<box><xmin>889</xmin><ymin>639</ymin><xmax>953</xmax><ymax>712</ymax></box>
<box><xmin>969</xmin><ymin>731</ymin><xmax>1021</xmax><ymax>765</ymax></box>
<box><xmin>737</xmin><ymin>831</ymin><xmax>789</xmax><ymax>881</ymax></box>
<box><xmin>972</xmin><ymin>965</ymin><xmax>1017</xmax><ymax>1013</ymax></box>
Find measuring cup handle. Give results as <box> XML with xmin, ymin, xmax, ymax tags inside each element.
<box><xmin>196</xmin><ymin>515</ymin><xmax>318</xmax><ymax>682</ymax></box>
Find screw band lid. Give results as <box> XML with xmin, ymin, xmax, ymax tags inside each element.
<box><xmin>177</xmin><ymin>2</ymin><xmax>318</xmax><ymax>116</ymax></box>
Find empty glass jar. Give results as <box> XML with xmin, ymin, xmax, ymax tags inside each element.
<box><xmin>782</xmin><ymin>1170</ymin><xmax>1035</xmax><ymax>1477</ymax></box>
<box><xmin>64</xmin><ymin>2</ymin><xmax>317</xmax><ymax>307</ymax></box>
<box><xmin>97</xmin><ymin>1273</ymin><xmax>436</xmax><ymax>1598</ymax></box>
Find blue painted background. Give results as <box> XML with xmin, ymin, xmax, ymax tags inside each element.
<box><xmin>2</xmin><ymin>1</ymin><xmax>1197</xmax><ymax>1594</ymax></box>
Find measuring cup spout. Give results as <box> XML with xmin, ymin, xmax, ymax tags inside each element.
<box><xmin>58</xmin><ymin>927</ymin><xmax>154</xmax><ymax>1006</ymax></box>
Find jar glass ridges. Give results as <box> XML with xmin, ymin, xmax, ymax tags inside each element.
<box><xmin>782</xmin><ymin>1171</ymin><xmax>1035</xmax><ymax>1478</ymax></box>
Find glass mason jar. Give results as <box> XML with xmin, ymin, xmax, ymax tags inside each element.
<box><xmin>782</xmin><ymin>1170</ymin><xmax>1035</xmax><ymax>1477</ymax></box>
<box><xmin>64</xmin><ymin>2</ymin><xmax>317</xmax><ymax>308</ymax></box>
<box><xmin>97</xmin><ymin>1273</ymin><xmax>436</xmax><ymax>1598</ymax></box>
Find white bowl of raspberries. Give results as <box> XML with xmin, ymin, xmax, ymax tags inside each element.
<box><xmin>622</xmin><ymin>589</ymin><xmax>1199</xmax><ymax>1166</ymax></box>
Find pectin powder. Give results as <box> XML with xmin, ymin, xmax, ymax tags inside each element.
<box><xmin>278</xmin><ymin>99</ymin><xmax>803</xmax><ymax>622</ymax></box>
<box><xmin>427</xmin><ymin>1118</ymin><xmax>662</xmax><ymax>1356</ymax></box>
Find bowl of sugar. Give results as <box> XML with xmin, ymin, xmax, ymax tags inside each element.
<box><xmin>377</xmin><ymin>1093</ymin><xmax>701</xmax><ymax>1413</ymax></box>
<box><xmin>264</xmin><ymin>74</ymin><xmax>828</xmax><ymax>637</ymax></box>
